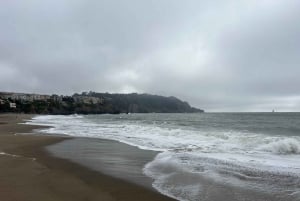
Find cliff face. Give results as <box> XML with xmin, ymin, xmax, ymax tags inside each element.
<box><xmin>0</xmin><ymin>92</ymin><xmax>204</xmax><ymax>114</ymax></box>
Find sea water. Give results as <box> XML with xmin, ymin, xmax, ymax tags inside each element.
<box><xmin>26</xmin><ymin>113</ymin><xmax>300</xmax><ymax>201</ymax></box>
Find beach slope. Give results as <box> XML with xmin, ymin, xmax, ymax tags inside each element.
<box><xmin>0</xmin><ymin>114</ymin><xmax>175</xmax><ymax>201</ymax></box>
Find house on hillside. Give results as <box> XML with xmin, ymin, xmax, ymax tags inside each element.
<box><xmin>9</xmin><ymin>102</ymin><xmax>16</xmax><ymax>109</ymax></box>
<box><xmin>73</xmin><ymin>95</ymin><xmax>104</xmax><ymax>104</ymax></box>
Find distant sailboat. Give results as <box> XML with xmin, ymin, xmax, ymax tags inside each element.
<box><xmin>272</xmin><ymin>109</ymin><xmax>275</xmax><ymax>113</ymax></box>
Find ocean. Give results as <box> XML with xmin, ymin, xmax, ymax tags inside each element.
<box><xmin>26</xmin><ymin>113</ymin><xmax>300</xmax><ymax>201</ymax></box>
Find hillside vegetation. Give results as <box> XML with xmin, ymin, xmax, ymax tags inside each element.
<box><xmin>0</xmin><ymin>92</ymin><xmax>204</xmax><ymax>114</ymax></box>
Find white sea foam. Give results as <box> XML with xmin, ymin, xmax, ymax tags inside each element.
<box><xmin>0</xmin><ymin>152</ymin><xmax>19</xmax><ymax>157</ymax></box>
<box><xmin>26</xmin><ymin>114</ymin><xmax>300</xmax><ymax>201</ymax></box>
<box><xmin>259</xmin><ymin>138</ymin><xmax>300</xmax><ymax>154</ymax></box>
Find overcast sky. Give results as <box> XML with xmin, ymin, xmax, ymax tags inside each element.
<box><xmin>1</xmin><ymin>0</ymin><xmax>300</xmax><ymax>112</ymax></box>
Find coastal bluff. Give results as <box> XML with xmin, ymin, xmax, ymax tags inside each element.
<box><xmin>0</xmin><ymin>91</ymin><xmax>204</xmax><ymax>114</ymax></box>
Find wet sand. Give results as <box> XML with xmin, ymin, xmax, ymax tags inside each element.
<box><xmin>47</xmin><ymin>138</ymin><xmax>159</xmax><ymax>189</ymax></box>
<box><xmin>0</xmin><ymin>114</ymin><xmax>175</xmax><ymax>201</ymax></box>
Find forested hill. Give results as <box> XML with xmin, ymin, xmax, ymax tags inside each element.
<box><xmin>0</xmin><ymin>91</ymin><xmax>204</xmax><ymax>114</ymax></box>
<box><xmin>87</xmin><ymin>92</ymin><xmax>203</xmax><ymax>113</ymax></box>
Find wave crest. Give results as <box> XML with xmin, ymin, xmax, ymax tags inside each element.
<box><xmin>260</xmin><ymin>139</ymin><xmax>300</xmax><ymax>155</ymax></box>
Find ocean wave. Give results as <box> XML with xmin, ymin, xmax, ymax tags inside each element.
<box><xmin>144</xmin><ymin>151</ymin><xmax>300</xmax><ymax>201</ymax></box>
<box><xmin>259</xmin><ymin>138</ymin><xmax>300</xmax><ymax>155</ymax></box>
<box><xmin>26</xmin><ymin>114</ymin><xmax>300</xmax><ymax>201</ymax></box>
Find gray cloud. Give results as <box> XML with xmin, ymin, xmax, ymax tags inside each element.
<box><xmin>0</xmin><ymin>0</ymin><xmax>300</xmax><ymax>112</ymax></box>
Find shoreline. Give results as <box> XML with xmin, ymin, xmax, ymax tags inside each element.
<box><xmin>46</xmin><ymin>137</ymin><xmax>160</xmax><ymax>190</ymax></box>
<box><xmin>0</xmin><ymin>113</ymin><xmax>175</xmax><ymax>201</ymax></box>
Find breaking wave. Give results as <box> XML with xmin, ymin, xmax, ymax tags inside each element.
<box><xmin>259</xmin><ymin>138</ymin><xmax>300</xmax><ymax>155</ymax></box>
<box><xmin>26</xmin><ymin>114</ymin><xmax>300</xmax><ymax>201</ymax></box>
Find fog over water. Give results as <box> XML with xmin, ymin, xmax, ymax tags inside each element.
<box><xmin>1</xmin><ymin>0</ymin><xmax>300</xmax><ymax>111</ymax></box>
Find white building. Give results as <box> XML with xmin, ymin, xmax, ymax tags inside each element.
<box><xmin>9</xmin><ymin>103</ymin><xmax>16</xmax><ymax>108</ymax></box>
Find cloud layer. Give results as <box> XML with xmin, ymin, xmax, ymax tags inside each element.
<box><xmin>1</xmin><ymin>0</ymin><xmax>300</xmax><ymax>111</ymax></box>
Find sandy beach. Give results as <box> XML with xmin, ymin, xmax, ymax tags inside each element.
<box><xmin>0</xmin><ymin>113</ymin><xmax>175</xmax><ymax>201</ymax></box>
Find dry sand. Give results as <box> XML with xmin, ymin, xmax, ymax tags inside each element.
<box><xmin>0</xmin><ymin>113</ymin><xmax>175</xmax><ymax>201</ymax></box>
